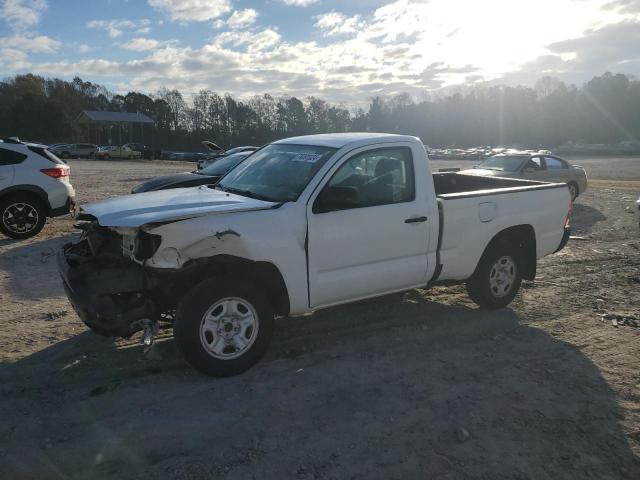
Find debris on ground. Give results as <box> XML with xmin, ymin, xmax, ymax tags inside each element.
<box><xmin>42</xmin><ymin>310</ymin><xmax>68</xmax><ymax>321</ymax></box>
<box><xmin>599</xmin><ymin>313</ymin><xmax>639</xmax><ymax>329</ymax></box>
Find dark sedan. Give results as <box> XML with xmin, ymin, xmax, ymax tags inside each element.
<box><xmin>131</xmin><ymin>151</ymin><xmax>251</xmax><ymax>193</ymax></box>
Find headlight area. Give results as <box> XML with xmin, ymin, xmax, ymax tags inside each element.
<box><xmin>60</xmin><ymin>224</ymin><xmax>166</xmax><ymax>338</ymax></box>
<box><xmin>119</xmin><ymin>228</ymin><xmax>162</xmax><ymax>262</ymax></box>
<box><xmin>134</xmin><ymin>230</ymin><xmax>162</xmax><ymax>261</ymax></box>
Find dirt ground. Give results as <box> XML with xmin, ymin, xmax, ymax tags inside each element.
<box><xmin>0</xmin><ymin>157</ymin><xmax>639</xmax><ymax>479</ymax></box>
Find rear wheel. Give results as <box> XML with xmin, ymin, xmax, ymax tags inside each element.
<box><xmin>466</xmin><ymin>243</ymin><xmax>522</xmax><ymax>309</ymax></box>
<box><xmin>0</xmin><ymin>194</ymin><xmax>47</xmax><ymax>239</ymax></box>
<box><xmin>174</xmin><ymin>277</ymin><xmax>274</xmax><ymax>376</ymax></box>
<box><xmin>61</xmin><ymin>151</ymin><xmax>71</xmax><ymax>159</ymax></box>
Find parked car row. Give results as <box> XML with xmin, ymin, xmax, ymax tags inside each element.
<box><xmin>94</xmin><ymin>144</ymin><xmax>142</xmax><ymax>160</ymax></box>
<box><xmin>0</xmin><ymin>137</ymin><xmax>259</xmax><ymax>239</ymax></box>
<box><xmin>428</xmin><ymin>146</ymin><xmax>553</xmax><ymax>160</ymax></box>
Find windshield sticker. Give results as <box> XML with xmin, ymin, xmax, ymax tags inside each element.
<box><xmin>291</xmin><ymin>153</ymin><xmax>322</xmax><ymax>163</ymax></box>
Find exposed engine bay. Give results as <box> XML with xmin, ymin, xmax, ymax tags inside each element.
<box><xmin>59</xmin><ymin>220</ymin><xmax>183</xmax><ymax>338</ymax></box>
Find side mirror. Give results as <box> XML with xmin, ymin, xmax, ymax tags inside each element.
<box><xmin>314</xmin><ymin>186</ymin><xmax>360</xmax><ymax>213</ymax></box>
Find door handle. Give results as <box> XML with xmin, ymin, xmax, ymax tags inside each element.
<box><xmin>405</xmin><ymin>216</ymin><xmax>428</xmax><ymax>224</ymax></box>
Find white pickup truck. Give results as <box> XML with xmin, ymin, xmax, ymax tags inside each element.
<box><xmin>59</xmin><ymin>133</ymin><xmax>572</xmax><ymax>376</ymax></box>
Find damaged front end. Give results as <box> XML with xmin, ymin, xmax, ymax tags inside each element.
<box><xmin>58</xmin><ymin>220</ymin><xmax>172</xmax><ymax>338</ymax></box>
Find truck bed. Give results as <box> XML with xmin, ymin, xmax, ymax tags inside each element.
<box><xmin>433</xmin><ymin>172</ymin><xmax>561</xmax><ymax>198</ymax></box>
<box><xmin>432</xmin><ymin>172</ymin><xmax>570</xmax><ymax>282</ymax></box>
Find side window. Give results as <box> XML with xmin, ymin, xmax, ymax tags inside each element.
<box><xmin>314</xmin><ymin>147</ymin><xmax>415</xmax><ymax>213</ymax></box>
<box><xmin>0</xmin><ymin>148</ymin><xmax>27</xmax><ymax>166</ymax></box>
<box><xmin>545</xmin><ymin>157</ymin><xmax>567</xmax><ymax>169</ymax></box>
<box><xmin>525</xmin><ymin>156</ymin><xmax>544</xmax><ymax>170</ymax></box>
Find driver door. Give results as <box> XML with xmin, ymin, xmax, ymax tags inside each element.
<box><xmin>306</xmin><ymin>145</ymin><xmax>430</xmax><ymax>308</ymax></box>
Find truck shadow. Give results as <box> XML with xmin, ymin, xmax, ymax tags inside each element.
<box><xmin>0</xmin><ymin>234</ymin><xmax>75</xmax><ymax>300</ymax></box>
<box><xmin>1</xmin><ymin>291</ymin><xmax>638</xmax><ymax>479</ymax></box>
<box><xmin>571</xmin><ymin>202</ymin><xmax>606</xmax><ymax>234</ymax></box>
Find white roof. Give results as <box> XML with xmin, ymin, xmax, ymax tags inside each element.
<box><xmin>273</xmin><ymin>132</ymin><xmax>419</xmax><ymax>149</ymax></box>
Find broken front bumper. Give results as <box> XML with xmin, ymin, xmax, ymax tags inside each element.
<box><xmin>57</xmin><ymin>241</ymin><xmax>156</xmax><ymax>337</ymax></box>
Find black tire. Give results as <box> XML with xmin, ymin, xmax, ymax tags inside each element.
<box><xmin>568</xmin><ymin>182</ymin><xmax>579</xmax><ymax>201</ymax></box>
<box><xmin>61</xmin><ymin>151</ymin><xmax>71</xmax><ymax>159</ymax></box>
<box><xmin>0</xmin><ymin>194</ymin><xmax>47</xmax><ymax>239</ymax></box>
<box><xmin>174</xmin><ymin>277</ymin><xmax>274</xmax><ymax>376</ymax></box>
<box><xmin>466</xmin><ymin>242</ymin><xmax>523</xmax><ymax>309</ymax></box>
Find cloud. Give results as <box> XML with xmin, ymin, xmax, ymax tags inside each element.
<box><xmin>279</xmin><ymin>0</ymin><xmax>319</xmax><ymax>5</ymax></box>
<box><xmin>121</xmin><ymin>37</ymin><xmax>161</xmax><ymax>51</ymax></box>
<box><xmin>0</xmin><ymin>32</ymin><xmax>58</xmax><ymax>69</ymax></box>
<box><xmin>603</xmin><ymin>0</ymin><xmax>640</xmax><ymax>13</ymax></box>
<box><xmin>227</xmin><ymin>9</ymin><xmax>258</xmax><ymax>29</ymax></box>
<box><xmin>496</xmin><ymin>19</ymin><xmax>640</xmax><ymax>86</ymax></box>
<box><xmin>148</xmin><ymin>0</ymin><xmax>231</xmax><ymax>22</ymax></box>
<box><xmin>548</xmin><ymin>20</ymin><xmax>640</xmax><ymax>74</ymax></box>
<box><xmin>0</xmin><ymin>0</ymin><xmax>47</xmax><ymax>30</ymax></box>
<box><xmin>87</xmin><ymin>19</ymin><xmax>152</xmax><ymax>38</ymax></box>
<box><xmin>314</xmin><ymin>12</ymin><xmax>363</xmax><ymax>36</ymax></box>
<box><xmin>0</xmin><ymin>34</ymin><xmax>60</xmax><ymax>52</ymax></box>
<box><xmin>213</xmin><ymin>28</ymin><xmax>281</xmax><ymax>52</ymax></box>
<box><xmin>8</xmin><ymin>0</ymin><xmax>640</xmax><ymax>104</ymax></box>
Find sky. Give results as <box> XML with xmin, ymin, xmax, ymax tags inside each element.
<box><xmin>0</xmin><ymin>0</ymin><xmax>639</xmax><ymax>103</ymax></box>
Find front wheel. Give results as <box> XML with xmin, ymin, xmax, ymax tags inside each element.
<box><xmin>174</xmin><ymin>277</ymin><xmax>274</xmax><ymax>376</ymax></box>
<box><xmin>466</xmin><ymin>243</ymin><xmax>522</xmax><ymax>309</ymax></box>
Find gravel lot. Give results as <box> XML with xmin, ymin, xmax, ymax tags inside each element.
<box><xmin>1</xmin><ymin>157</ymin><xmax>639</xmax><ymax>479</ymax></box>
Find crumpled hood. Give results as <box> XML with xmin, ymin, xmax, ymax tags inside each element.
<box><xmin>81</xmin><ymin>185</ymin><xmax>277</xmax><ymax>227</ymax></box>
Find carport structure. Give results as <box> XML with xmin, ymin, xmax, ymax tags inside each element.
<box><xmin>75</xmin><ymin>110</ymin><xmax>155</xmax><ymax>154</ymax></box>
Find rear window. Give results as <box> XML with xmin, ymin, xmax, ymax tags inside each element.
<box><xmin>29</xmin><ymin>146</ymin><xmax>65</xmax><ymax>164</ymax></box>
<box><xmin>0</xmin><ymin>147</ymin><xmax>27</xmax><ymax>165</ymax></box>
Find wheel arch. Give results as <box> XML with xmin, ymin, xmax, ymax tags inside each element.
<box><xmin>481</xmin><ymin>224</ymin><xmax>537</xmax><ymax>281</ymax></box>
<box><xmin>178</xmin><ymin>254</ymin><xmax>290</xmax><ymax>316</ymax></box>
<box><xmin>0</xmin><ymin>185</ymin><xmax>51</xmax><ymax>214</ymax></box>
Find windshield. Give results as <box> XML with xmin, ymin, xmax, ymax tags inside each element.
<box><xmin>477</xmin><ymin>155</ymin><xmax>527</xmax><ymax>172</ymax></box>
<box><xmin>217</xmin><ymin>144</ymin><xmax>337</xmax><ymax>202</ymax></box>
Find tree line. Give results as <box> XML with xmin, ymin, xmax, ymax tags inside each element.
<box><xmin>0</xmin><ymin>72</ymin><xmax>638</xmax><ymax>151</ymax></box>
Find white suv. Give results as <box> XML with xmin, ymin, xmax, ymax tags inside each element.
<box><xmin>0</xmin><ymin>138</ymin><xmax>75</xmax><ymax>239</ymax></box>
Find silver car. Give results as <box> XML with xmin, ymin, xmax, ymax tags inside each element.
<box><xmin>49</xmin><ymin>143</ymin><xmax>97</xmax><ymax>159</ymax></box>
<box><xmin>461</xmin><ymin>153</ymin><xmax>587</xmax><ymax>200</ymax></box>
